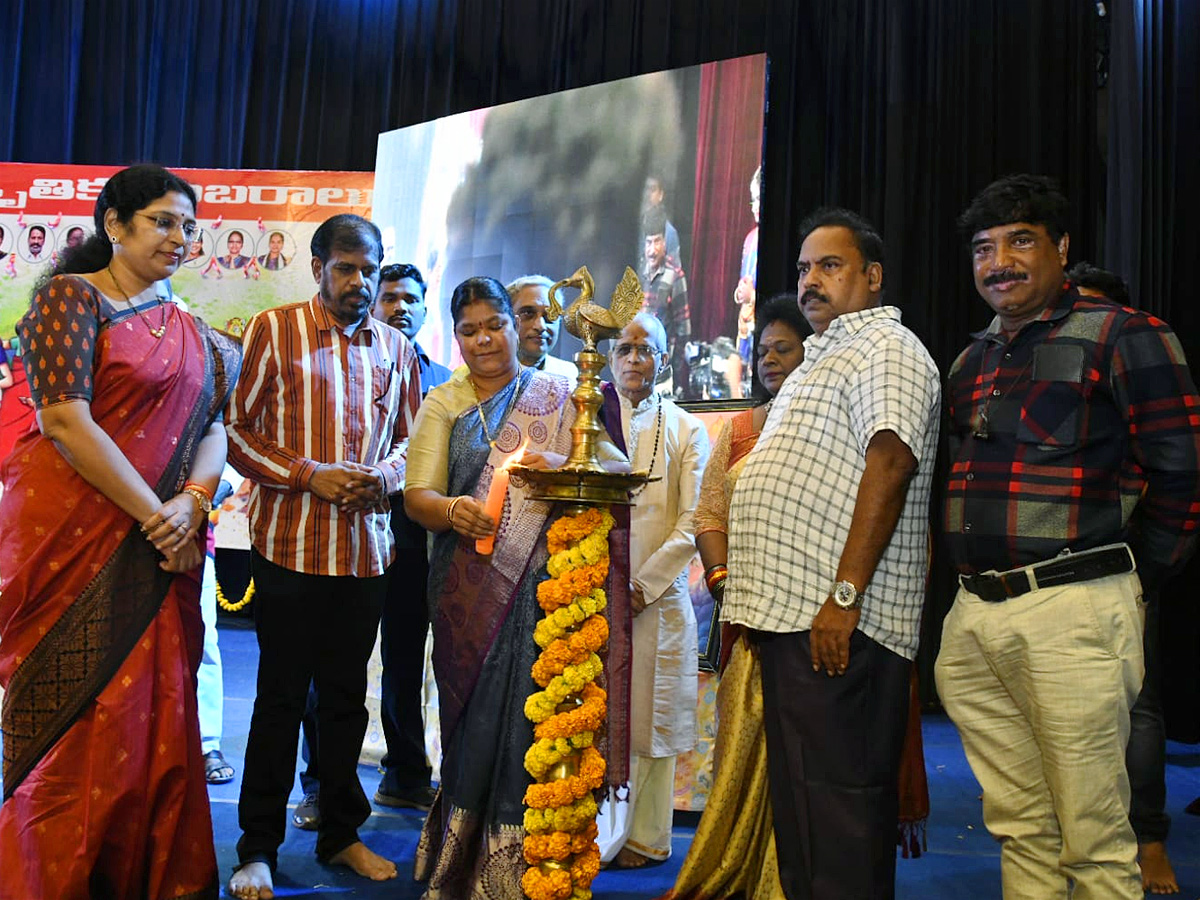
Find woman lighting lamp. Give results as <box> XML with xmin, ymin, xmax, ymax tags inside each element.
<box><xmin>0</xmin><ymin>164</ymin><xmax>241</xmax><ymax>898</ymax></box>
<box><xmin>403</xmin><ymin>276</ymin><xmax>627</xmax><ymax>899</ymax></box>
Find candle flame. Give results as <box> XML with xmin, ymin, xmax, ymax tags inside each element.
<box><xmin>499</xmin><ymin>439</ymin><xmax>530</xmax><ymax>472</ymax></box>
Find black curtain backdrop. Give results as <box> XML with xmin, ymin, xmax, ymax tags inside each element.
<box><xmin>2</xmin><ymin>0</ymin><xmax>1195</xmax><ymax>721</ymax></box>
<box><xmin>1106</xmin><ymin>0</ymin><xmax>1200</xmax><ymax>742</ymax></box>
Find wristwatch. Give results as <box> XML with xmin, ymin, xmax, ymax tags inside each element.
<box><xmin>831</xmin><ymin>580</ymin><xmax>862</xmax><ymax>610</ymax></box>
<box><xmin>183</xmin><ymin>486</ymin><xmax>213</xmax><ymax>514</ymax></box>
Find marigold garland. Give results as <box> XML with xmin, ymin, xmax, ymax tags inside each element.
<box><xmin>533</xmin><ymin>683</ymin><xmax>606</xmax><ymax>741</ymax></box>
<box><xmin>537</xmin><ymin>560</ymin><xmax>608</xmax><ymax>612</ymax></box>
<box><xmin>215</xmin><ymin>576</ymin><xmax>255</xmax><ymax>612</ymax></box>
<box><xmin>533</xmin><ymin>589</ymin><xmax>606</xmax><ymax>648</ymax></box>
<box><xmin>523</xmin><ymin>508</ymin><xmax>615</xmax><ymax>900</ymax></box>
<box><xmin>523</xmin><ymin>746</ymin><xmax>606</xmax><ymax>809</ymax></box>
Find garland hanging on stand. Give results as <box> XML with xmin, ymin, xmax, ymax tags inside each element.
<box><xmin>522</xmin><ymin>507</ymin><xmax>615</xmax><ymax>900</ymax></box>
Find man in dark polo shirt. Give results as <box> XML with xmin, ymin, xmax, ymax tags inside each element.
<box><xmin>935</xmin><ymin>174</ymin><xmax>1200</xmax><ymax>900</ymax></box>
<box><xmin>370</xmin><ymin>263</ymin><xmax>450</xmax><ymax>808</ymax></box>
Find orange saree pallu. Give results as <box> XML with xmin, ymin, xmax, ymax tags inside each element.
<box><xmin>0</xmin><ymin>277</ymin><xmax>239</xmax><ymax>900</ymax></box>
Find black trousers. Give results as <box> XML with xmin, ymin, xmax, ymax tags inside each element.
<box><xmin>378</xmin><ymin>545</ymin><xmax>433</xmax><ymax>792</ymax></box>
<box><xmin>236</xmin><ymin>550</ymin><xmax>386</xmax><ymax>868</ymax></box>
<box><xmin>1128</xmin><ymin>591</ymin><xmax>1169</xmax><ymax>842</ymax></box>
<box><xmin>756</xmin><ymin>628</ymin><xmax>910</xmax><ymax>900</ymax></box>
<box><xmin>298</xmin><ymin>546</ymin><xmax>432</xmax><ymax>795</ymax></box>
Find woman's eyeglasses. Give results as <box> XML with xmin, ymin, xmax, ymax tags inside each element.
<box><xmin>137</xmin><ymin>213</ymin><xmax>199</xmax><ymax>242</ymax></box>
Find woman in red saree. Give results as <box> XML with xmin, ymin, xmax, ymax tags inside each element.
<box><xmin>0</xmin><ymin>165</ymin><xmax>240</xmax><ymax>900</ymax></box>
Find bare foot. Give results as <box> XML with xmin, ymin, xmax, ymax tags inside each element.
<box><xmin>1138</xmin><ymin>841</ymin><xmax>1179</xmax><ymax>894</ymax></box>
<box><xmin>228</xmin><ymin>861</ymin><xmax>274</xmax><ymax>900</ymax></box>
<box><xmin>328</xmin><ymin>841</ymin><xmax>398</xmax><ymax>881</ymax></box>
<box><xmin>612</xmin><ymin>846</ymin><xmax>651</xmax><ymax>869</ymax></box>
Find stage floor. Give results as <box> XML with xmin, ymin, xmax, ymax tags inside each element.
<box><xmin>4</xmin><ymin>617</ymin><xmax>1199</xmax><ymax>898</ymax></box>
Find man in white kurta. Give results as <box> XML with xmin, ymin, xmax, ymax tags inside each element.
<box><xmin>597</xmin><ymin>313</ymin><xmax>710</xmax><ymax>867</ymax></box>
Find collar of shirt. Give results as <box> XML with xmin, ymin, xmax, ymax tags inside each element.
<box><xmin>308</xmin><ymin>294</ymin><xmax>375</xmax><ymax>342</ymax></box>
<box><xmin>412</xmin><ymin>340</ymin><xmax>433</xmax><ymax>368</ymax></box>
<box><xmin>971</xmin><ymin>283</ymin><xmax>1075</xmax><ymax>343</ymax></box>
<box><xmin>618</xmin><ymin>390</ymin><xmax>660</xmax><ymax>417</ymax></box>
<box><xmin>802</xmin><ymin>304</ymin><xmax>901</xmax><ymax>360</ymax></box>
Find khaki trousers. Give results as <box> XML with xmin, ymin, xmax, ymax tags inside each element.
<box><xmin>935</xmin><ymin>571</ymin><xmax>1144</xmax><ymax>900</ymax></box>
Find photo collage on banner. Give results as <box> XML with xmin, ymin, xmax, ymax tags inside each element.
<box><xmin>0</xmin><ymin>163</ymin><xmax>373</xmax><ymax>463</ymax></box>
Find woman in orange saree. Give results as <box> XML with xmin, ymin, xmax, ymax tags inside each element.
<box><xmin>0</xmin><ymin>165</ymin><xmax>240</xmax><ymax>900</ymax></box>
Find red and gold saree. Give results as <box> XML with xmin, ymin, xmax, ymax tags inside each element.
<box><xmin>0</xmin><ymin>275</ymin><xmax>239</xmax><ymax>900</ymax></box>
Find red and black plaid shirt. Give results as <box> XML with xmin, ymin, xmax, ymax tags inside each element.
<box><xmin>944</xmin><ymin>285</ymin><xmax>1200</xmax><ymax>586</ymax></box>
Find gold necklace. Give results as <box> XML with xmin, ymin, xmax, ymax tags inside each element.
<box><xmin>468</xmin><ymin>372</ymin><xmax>521</xmax><ymax>448</ymax></box>
<box><xmin>107</xmin><ymin>265</ymin><xmax>166</xmax><ymax>339</ymax></box>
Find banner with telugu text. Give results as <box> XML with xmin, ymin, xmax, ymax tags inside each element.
<box><xmin>0</xmin><ymin>163</ymin><xmax>374</xmax><ymax>342</ymax></box>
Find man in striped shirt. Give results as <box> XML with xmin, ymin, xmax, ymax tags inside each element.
<box><xmin>226</xmin><ymin>214</ymin><xmax>421</xmax><ymax>900</ymax></box>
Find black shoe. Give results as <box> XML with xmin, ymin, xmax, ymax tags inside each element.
<box><xmin>292</xmin><ymin>791</ymin><xmax>320</xmax><ymax>830</ymax></box>
<box><xmin>373</xmin><ymin>784</ymin><xmax>436</xmax><ymax>811</ymax></box>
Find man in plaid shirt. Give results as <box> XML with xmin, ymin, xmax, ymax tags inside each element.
<box><xmin>936</xmin><ymin>174</ymin><xmax>1200</xmax><ymax>900</ymax></box>
<box><xmin>724</xmin><ymin>208</ymin><xmax>940</xmax><ymax>899</ymax></box>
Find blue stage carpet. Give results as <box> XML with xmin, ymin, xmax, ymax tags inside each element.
<box><xmin>5</xmin><ymin>617</ymin><xmax>1199</xmax><ymax>897</ymax></box>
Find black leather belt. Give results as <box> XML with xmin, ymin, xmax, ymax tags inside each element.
<box><xmin>959</xmin><ymin>544</ymin><xmax>1135</xmax><ymax>603</ymax></box>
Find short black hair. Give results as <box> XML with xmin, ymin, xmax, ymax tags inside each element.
<box><xmin>641</xmin><ymin>205</ymin><xmax>668</xmax><ymax>239</ymax></box>
<box><xmin>755</xmin><ymin>293</ymin><xmax>810</xmax><ymax>344</ymax></box>
<box><xmin>1067</xmin><ymin>262</ymin><xmax>1130</xmax><ymax>306</ymax></box>
<box><xmin>958</xmin><ymin>174</ymin><xmax>1070</xmax><ymax>244</ymax></box>
<box><xmin>311</xmin><ymin>214</ymin><xmax>382</xmax><ymax>265</ymax></box>
<box><xmin>796</xmin><ymin>207</ymin><xmax>884</xmax><ymax>269</ymax></box>
<box><xmin>29</xmin><ymin>225</ymin><xmax>46</xmax><ymax>238</ymax></box>
<box><xmin>449</xmin><ymin>276</ymin><xmax>513</xmax><ymax>325</ymax></box>
<box><xmin>380</xmin><ymin>263</ymin><xmax>426</xmax><ymax>298</ymax></box>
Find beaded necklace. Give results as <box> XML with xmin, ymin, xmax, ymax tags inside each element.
<box><xmin>469</xmin><ymin>371</ymin><xmax>522</xmax><ymax>448</ymax></box>
<box><xmin>628</xmin><ymin>392</ymin><xmax>663</xmax><ymax>497</ymax></box>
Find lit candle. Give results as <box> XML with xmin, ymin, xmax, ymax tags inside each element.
<box><xmin>476</xmin><ymin>441</ymin><xmax>527</xmax><ymax>556</ymax></box>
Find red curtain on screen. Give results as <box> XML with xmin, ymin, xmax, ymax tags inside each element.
<box><xmin>690</xmin><ymin>55</ymin><xmax>768</xmax><ymax>342</ymax></box>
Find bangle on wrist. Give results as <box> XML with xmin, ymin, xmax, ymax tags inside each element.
<box><xmin>183</xmin><ymin>481</ymin><xmax>213</xmax><ymax>502</ymax></box>
<box><xmin>704</xmin><ymin>564</ymin><xmax>729</xmax><ymax>594</ymax></box>
<box><xmin>446</xmin><ymin>495</ymin><xmax>465</xmax><ymax>526</ymax></box>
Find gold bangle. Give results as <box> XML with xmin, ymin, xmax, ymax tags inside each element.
<box><xmin>446</xmin><ymin>495</ymin><xmax>464</xmax><ymax>526</ymax></box>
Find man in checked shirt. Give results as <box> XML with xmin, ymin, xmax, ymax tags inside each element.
<box><xmin>225</xmin><ymin>214</ymin><xmax>421</xmax><ymax>900</ymax></box>
<box><xmin>936</xmin><ymin>174</ymin><xmax>1200</xmax><ymax>900</ymax></box>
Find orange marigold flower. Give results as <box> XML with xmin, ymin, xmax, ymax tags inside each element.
<box><xmin>521</xmin><ymin>866</ymin><xmax>574</xmax><ymax>900</ymax></box>
<box><xmin>547</xmin><ymin>508</ymin><xmax>607</xmax><ymax>555</ymax></box>
<box><xmin>537</xmin><ymin>561</ymin><xmax>609</xmax><ymax>612</ymax></box>
<box><xmin>534</xmin><ymin>684</ymin><xmax>607</xmax><ymax>741</ymax></box>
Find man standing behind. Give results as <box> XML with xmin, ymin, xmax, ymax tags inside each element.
<box><xmin>641</xmin><ymin>206</ymin><xmax>691</xmax><ymax>394</ymax></box>
<box><xmin>370</xmin><ymin>262</ymin><xmax>449</xmax><ymax>809</ymax></box>
<box><xmin>596</xmin><ymin>312</ymin><xmax>709</xmax><ymax>867</ymax></box>
<box><xmin>725</xmin><ymin>209</ymin><xmax>940</xmax><ymax>899</ymax></box>
<box><xmin>507</xmin><ymin>274</ymin><xmax>578</xmax><ymax>385</ymax></box>
<box><xmin>936</xmin><ymin>174</ymin><xmax>1200</xmax><ymax>900</ymax></box>
<box><xmin>226</xmin><ymin>215</ymin><xmax>421</xmax><ymax>900</ymax></box>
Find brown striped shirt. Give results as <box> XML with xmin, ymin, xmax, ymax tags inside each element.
<box><xmin>226</xmin><ymin>295</ymin><xmax>421</xmax><ymax>576</ymax></box>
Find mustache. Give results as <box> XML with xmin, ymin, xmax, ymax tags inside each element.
<box><xmin>801</xmin><ymin>288</ymin><xmax>828</xmax><ymax>306</ymax></box>
<box><xmin>340</xmin><ymin>289</ymin><xmax>371</xmax><ymax>304</ymax></box>
<box><xmin>983</xmin><ymin>270</ymin><xmax>1028</xmax><ymax>287</ymax></box>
